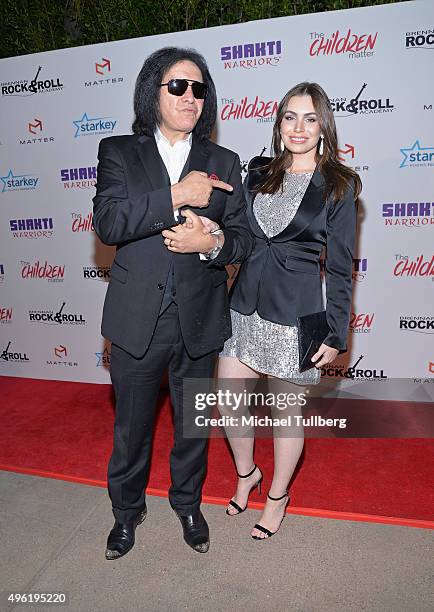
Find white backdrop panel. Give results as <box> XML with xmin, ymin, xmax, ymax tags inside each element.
<box><xmin>0</xmin><ymin>0</ymin><xmax>433</xmax><ymax>401</ymax></box>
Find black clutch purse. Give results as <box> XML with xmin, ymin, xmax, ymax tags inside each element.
<box><xmin>297</xmin><ymin>311</ymin><xmax>330</xmax><ymax>373</ymax></box>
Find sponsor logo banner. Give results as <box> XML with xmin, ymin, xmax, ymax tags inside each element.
<box><xmin>352</xmin><ymin>258</ymin><xmax>368</xmax><ymax>282</ymax></box>
<box><xmin>19</xmin><ymin>118</ymin><xmax>55</xmax><ymax>145</ymax></box>
<box><xmin>320</xmin><ymin>257</ymin><xmax>368</xmax><ymax>282</ymax></box>
<box><xmin>21</xmin><ymin>260</ymin><xmax>65</xmax><ymax>282</ymax></box>
<box><xmin>83</xmin><ymin>265</ymin><xmax>110</xmax><ymax>280</ymax></box>
<box><xmin>405</xmin><ymin>29</ymin><xmax>434</xmax><ymax>49</ymax></box>
<box><xmin>84</xmin><ymin>57</ymin><xmax>124</xmax><ymax>87</ymax></box>
<box><xmin>9</xmin><ymin>217</ymin><xmax>54</xmax><ymax>239</ymax></box>
<box><xmin>400</xmin><ymin>316</ymin><xmax>434</xmax><ymax>334</ymax></box>
<box><xmin>393</xmin><ymin>254</ymin><xmax>434</xmax><ymax>278</ymax></box>
<box><xmin>400</xmin><ymin>140</ymin><xmax>434</xmax><ymax>168</ymax></box>
<box><xmin>220</xmin><ymin>96</ymin><xmax>278</xmax><ymax>122</ymax></box>
<box><xmin>73</xmin><ymin>113</ymin><xmax>117</xmax><ymax>138</ymax></box>
<box><xmin>338</xmin><ymin>143</ymin><xmax>369</xmax><ymax>172</ymax></box>
<box><xmin>71</xmin><ymin>212</ymin><xmax>94</xmax><ymax>232</ymax></box>
<box><xmin>28</xmin><ymin>302</ymin><xmax>86</xmax><ymax>326</ymax></box>
<box><xmin>322</xmin><ymin>354</ymin><xmax>387</xmax><ymax>380</ymax></box>
<box><xmin>0</xmin><ymin>307</ymin><xmax>13</xmax><ymax>324</ymax></box>
<box><xmin>1</xmin><ymin>169</ymin><xmax>40</xmax><ymax>192</ymax></box>
<box><xmin>382</xmin><ymin>201</ymin><xmax>434</xmax><ymax>227</ymax></box>
<box><xmin>95</xmin><ymin>347</ymin><xmax>111</xmax><ymax>367</ymax></box>
<box><xmin>0</xmin><ymin>341</ymin><xmax>30</xmax><ymax>363</ymax></box>
<box><xmin>220</xmin><ymin>41</ymin><xmax>282</xmax><ymax>69</ymax></box>
<box><xmin>349</xmin><ymin>313</ymin><xmax>374</xmax><ymax>334</ymax></box>
<box><xmin>309</xmin><ymin>29</ymin><xmax>378</xmax><ymax>59</ymax></box>
<box><xmin>330</xmin><ymin>83</ymin><xmax>394</xmax><ymax>118</ymax></box>
<box><xmin>1</xmin><ymin>66</ymin><xmax>63</xmax><ymax>97</ymax></box>
<box><xmin>46</xmin><ymin>345</ymin><xmax>78</xmax><ymax>368</ymax></box>
<box><xmin>61</xmin><ymin>167</ymin><xmax>97</xmax><ymax>189</ymax></box>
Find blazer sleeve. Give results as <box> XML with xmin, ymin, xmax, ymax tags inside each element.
<box><xmin>92</xmin><ymin>138</ymin><xmax>177</xmax><ymax>246</ymax></box>
<box><xmin>206</xmin><ymin>153</ymin><xmax>254</xmax><ymax>267</ymax></box>
<box><xmin>324</xmin><ymin>184</ymin><xmax>358</xmax><ymax>351</ymax></box>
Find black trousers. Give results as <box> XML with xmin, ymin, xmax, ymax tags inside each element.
<box><xmin>108</xmin><ymin>302</ymin><xmax>217</xmax><ymax>522</ymax></box>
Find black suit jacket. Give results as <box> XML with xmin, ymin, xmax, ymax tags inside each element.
<box><xmin>229</xmin><ymin>157</ymin><xmax>358</xmax><ymax>351</ymax></box>
<box><xmin>93</xmin><ymin>134</ymin><xmax>253</xmax><ymax>358</ymax></box>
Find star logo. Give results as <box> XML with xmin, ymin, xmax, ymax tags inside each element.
<box><xmin>1</xmin><ymin>169</ymin><xmax>15</xmax><ymax>192</ymax></box>
<box><xmin>72</xmin><ymin>112</ymin><xmax>116</xmax><ymax>138</ymax></box>
<box><xmin>73</xmin><ymin>112</ymin><xmax>91</xmax><ymax>138</ymax></box>
<box><xmin>400</xmin><ymin>140</ymin><xmax>434</xmax><ymax>168</ymax></box>
<box><xmin>95</xmin><ymin>347</ymin><xmax>111</xmax><ymax>367</ymax></box>
<box><xmin>0</xmin><ymin>169</ymin><xmax>32</xmax><ymax>193</ymax></box>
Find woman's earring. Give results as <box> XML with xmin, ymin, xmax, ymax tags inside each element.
<box><xmin>280</xmin><ymin>140</ymin><xmax>285</xmax><ymax>152</ymax></box>
<box><xmin>319</xmin><ymin>135</ymin><xmax>324</xmax><ymax>155</ymax></box>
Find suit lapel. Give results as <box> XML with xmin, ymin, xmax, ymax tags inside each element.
<box><xmin>245</xmin><ymin>190</ymin><xmax>267</xmax><ymax>238</ymax></box>
<box><xmin>275</xmin><ymin>168</ymin><xmax>325</xmax><ymax>242</ymax></box>
<box><xmin>135</xmin><ymin>135</ymin><xmax>170</xmax><ymax>189</ymax></box>
<box><xmin>181</xmin><ymin>136</ymin><xmax>209</xmax><ymax>178</ymax></box>
<box><xmin>246</xmin><ymin>165</ymin><xmax>325</xmax><ymax>242</ymax></box>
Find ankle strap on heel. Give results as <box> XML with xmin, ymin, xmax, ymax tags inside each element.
<box><xmin>267</xmin><ymin>492</ymin><xmax>288</xmax><ymax>501</ymax></box>
<box><xmin>237</xmin><ymin>464</ymin><xmax>258</xmax><ymax>479</ymax></box>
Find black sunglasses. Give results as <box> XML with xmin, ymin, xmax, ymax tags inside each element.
<box><xmin>160</xmin><ymin>79</ymin><xmax>207</xmax><ymax>99</ymax></box>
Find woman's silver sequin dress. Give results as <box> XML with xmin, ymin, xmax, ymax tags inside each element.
<box><xmin>221</xmin><ymin>171</ymin><xmax>321</xmax><ymax>385</ymax></box>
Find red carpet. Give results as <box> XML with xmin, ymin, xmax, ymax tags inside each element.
<box><xmin>0</xmin><ymin>376</ymin><xmax>433</xmax><ymax>528</ymax></box>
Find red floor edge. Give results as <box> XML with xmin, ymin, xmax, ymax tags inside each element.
<box><xmin>1</xmin><ymin>376</ymin><xmax>433</xmax><ymax>525</ymax></box>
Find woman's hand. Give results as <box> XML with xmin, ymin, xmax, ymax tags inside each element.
<box><xmin>311</xmin><ymin>343</ymin><xmax>339</xmax><ymax>369</ymax></box>
<box><xmin>162</xmin><ymin>210</ymin><xmax>216</xmax><ymax>254</ymax></box>
<box><xmin>183</xmin><ymin>211</ymin><xmax>220</xmax><ymax>234</ymax></box>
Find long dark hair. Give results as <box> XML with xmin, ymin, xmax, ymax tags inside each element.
<box><xmin>132</xmin><ymin>47</ymin><xmax>217</xmax><ymax>140</ymax></box>
<box><xmin>257</xmin><ymin>82</ymin><xmax>362</xmax><ymax>202</ymax></box>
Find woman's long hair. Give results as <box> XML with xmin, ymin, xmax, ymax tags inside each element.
<box><xmin>132</xmin><ymin>47</ymin><xmax>217</xmax><ymax>140</ymax></box>
<box><xmin>257</xmin><ymin>82</ymin><xmax>362</xmax><ymax>202</ymax></box>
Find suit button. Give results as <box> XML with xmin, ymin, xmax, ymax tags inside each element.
<box><xmin>266</xmin><ymin>238</ymin><xmax>271</xmax><ymax>245</ymax></box>
<box><xmin>157</xmin><ymin>283</ymin><xmax>164</xmax><ymax>290</ymax></box>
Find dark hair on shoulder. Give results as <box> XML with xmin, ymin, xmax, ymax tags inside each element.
<box><xmin>257</xmin><ymin>82</ymin><xmax>362</xmax><ymax>203</ymax></box>
<box><xmin>132</xmin><ymin>47</ymin><xmax>217</xmax><ymax>140</ymax></box>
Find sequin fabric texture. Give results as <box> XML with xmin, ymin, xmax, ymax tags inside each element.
<box><xmin>222</xmin><ymin>171</ymin><xmax>320</xmax><ymax>385</ymax></box>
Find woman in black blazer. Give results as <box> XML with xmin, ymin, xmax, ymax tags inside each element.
<box><xmin>217</xmin><ymin>82</ymin><xmax>361</xmax><ymax>540</ymax></box>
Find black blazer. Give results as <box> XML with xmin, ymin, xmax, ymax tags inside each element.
<box><xmin>229</xmin><ymin>156</ymin><xmax>358</xmax><ymax>351</ymax></box>
<box><xmin>93</xmin><ymin>134</ymin><xmax>253</xmax><ymax>359</ymax></box>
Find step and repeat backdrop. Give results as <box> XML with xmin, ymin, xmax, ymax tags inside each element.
<box><xmin>0</xmin><ymin>0</ymin><xmax>433</xmax><ymax>401</ymax></box>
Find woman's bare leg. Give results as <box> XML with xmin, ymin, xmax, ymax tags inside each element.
<box><xmin>217</xmin><ymin>356</ymin><xmax>261</xmax><ymax>514</ymax></box>
<box><xmin>251</xmin><ymin>379</ymin><xmax>305</xmax><ymax>538</ymax></box>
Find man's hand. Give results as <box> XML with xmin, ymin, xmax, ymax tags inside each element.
<box><xmin>171</xmin><ymin>171</ymin><xmax>233</xmax><ymax>210</ymax></box>
<box><xmin>311</xmin><ymin>343</ymin><xmax>339</xmax><ymax>369</ymax></box>
<box><xmin>162</xmin><ymin>210</ymin><xmax>220</xmax><ymax>254</ymax></box>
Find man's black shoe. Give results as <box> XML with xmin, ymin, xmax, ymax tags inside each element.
<box><xmin>176</xmin><ymin>510</ymin><xmax>210</xmax><ymax>553</ymax></box>
<box><xmin>105</xmin><ymin>507</ymin><xmax>147</xmax><ymax>560</ymax></box>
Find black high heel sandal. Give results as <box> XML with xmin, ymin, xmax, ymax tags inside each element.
<box><xmin>226</xmin><ymin>464</ymin><xmax>263</xmax><ymax>516</ymax></box>
<box><xmin>251</xmin><ymin>491</ymin><xmax>289</xmax><ymax>539</ymax></box>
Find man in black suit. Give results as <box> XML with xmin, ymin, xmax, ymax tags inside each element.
<box><xmin>93</xmin><ymin>47</ymin><xmax>252</xmax><ymax>558</ymax></box>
